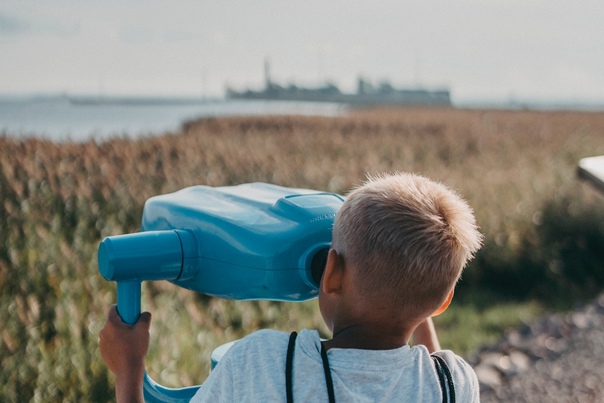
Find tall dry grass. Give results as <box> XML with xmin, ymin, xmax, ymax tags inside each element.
<box><xmin>2</xmin><ymin>106</ymin><xmax>604</xmax><ymax>401</ymax></box>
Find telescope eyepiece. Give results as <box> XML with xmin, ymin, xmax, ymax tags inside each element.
<box><xmin>309</xmin><ymin>247</ymin><xmax>329</xmax><ymax>287</ymax></box>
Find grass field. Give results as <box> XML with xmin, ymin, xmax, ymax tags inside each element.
<box><xmin>2</xmin><ymin>106</ymin><xmax>604</xmax><ymax>401</ymax></box>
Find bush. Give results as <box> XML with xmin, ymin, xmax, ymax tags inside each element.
<box><xmin>459</xmin><ymin>194</ymin><xmax>604</xmax><ymax>306</ymax></box>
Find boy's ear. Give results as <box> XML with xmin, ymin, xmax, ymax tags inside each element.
<box><xmin>431</xmin><ymin>289</ymin><xmax>454</xmax><ymax>317</ymax></box>
<box><xmin>321</xmin><ymin>248</ymin><xmax>344</xmax><ymax>294</ymax></box>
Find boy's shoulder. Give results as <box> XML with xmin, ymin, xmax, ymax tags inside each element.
<box><xmin>231</xmin><ymin>328</ymin><xmax>319</xmax><ymax>352</ymax></box>
<box><xmin>222</xmin><ymin>328</ymin><xmax>322</xmax><ymax>369</ymax></box>
<box><xmin>236</xmin><ymin>328</ymin><xmax>289</xmax><ymax>347</ymax></box>
<box><xmin>429</xmin><ymin>348</ymin><xmax>480</xmax><ymax>400</ymax></box>
<box><xmin>215</xmin><ymin>329</ymin><xmax>320</xmax><ymax>380</ymax></box>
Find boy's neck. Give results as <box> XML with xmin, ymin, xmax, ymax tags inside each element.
<box><xmin>322</xmin><ymin>320</ymin><xmax>416</xmax><ymax>351</ymax></box>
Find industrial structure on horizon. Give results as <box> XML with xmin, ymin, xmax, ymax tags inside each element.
<box><xmin>226</xmin><ymin>60</ymin><xmax>451</xmax><ymax>107</ymax></box>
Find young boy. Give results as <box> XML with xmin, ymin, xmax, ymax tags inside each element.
<box><xmin>100</xmin><ymin>172</ymin><xmax>483</xmax><ymax>402</ymax></box>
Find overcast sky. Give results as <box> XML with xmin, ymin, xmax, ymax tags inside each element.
<box><xmin>1</xmin><ymin>1</ymin><xmax>603</xmax><ymax>103</ymax></box>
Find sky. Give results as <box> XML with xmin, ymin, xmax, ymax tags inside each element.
<box><xmin>1</xmin><ymin>1</ymin><xmax>604</xmax><ymax>104</ymax></box>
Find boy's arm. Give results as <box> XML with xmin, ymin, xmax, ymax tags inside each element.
<box><xmin>411</xmin><ymin>317</ymin><xmax>441</xmax><ymax>352</ymax></box>
<box><xmin>99</xmin><ymin>305</ymin><xmax>152</xmax><ymax>403</ymax></box>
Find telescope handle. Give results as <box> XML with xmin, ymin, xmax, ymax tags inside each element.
<box><xmin>116</xmin><ymin>281</ymin><xmax>141</xmax><ymax>325</ymax></box>
<box><xmin>115</xmin><ymin>280</ymin><xmax>201</xmax><ymax>402</ymax></box>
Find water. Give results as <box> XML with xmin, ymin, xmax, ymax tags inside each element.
<box><xmin>0</xmin><ymin>96</ymin><xmax>347</xmax><ymax>142</ymax></box>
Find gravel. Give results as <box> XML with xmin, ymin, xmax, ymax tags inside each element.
<box><xmin>469</xmin><ymin>292</ymin><xmax>604</xmax><ymax>402</ymax></box>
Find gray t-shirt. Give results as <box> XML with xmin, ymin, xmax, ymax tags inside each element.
<box><xmin>191</xmin><ymin>328</ymin><xmax>479</xmax><ymax>402</ymax></box>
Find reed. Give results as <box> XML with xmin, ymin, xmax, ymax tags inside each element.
<box><xmin>2</xmin><ymin>106</ymin><xmax>604</xmax><ymax>400</ymax></box>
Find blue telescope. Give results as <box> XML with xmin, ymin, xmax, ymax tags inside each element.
<box><xmin>98</xmin><ymin>183</ymin><xmax>344</xmax><ymax>401</ymax></box>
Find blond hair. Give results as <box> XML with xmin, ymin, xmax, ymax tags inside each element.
<box><xmin>331</xmin><ymin>173</ymin><xmax>482</xmax><ymax>316</ymax></box>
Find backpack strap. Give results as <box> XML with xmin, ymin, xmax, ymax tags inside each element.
<box><xmin>286</xmin><ymin>331</ymin><xmax>298</xmax><ymax>403</ymax></box>
<box><xmin>431</xmin><ymin>354</ymin><xmax>456</xmax><ymax>403</ymax></box>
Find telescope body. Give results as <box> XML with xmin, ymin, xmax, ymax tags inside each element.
<box><xmin>99</xmin><ymin>182</ymin><xmax>344</xmax><ymax>301</ymax></box>
<box><xmin>98</xmin><ymin>182</ymin><xmax>344</xmax><ymax>402</ymax></box>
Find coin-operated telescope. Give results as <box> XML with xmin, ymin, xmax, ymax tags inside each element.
<box><xmin>98</xmin><ymin>183</ymin><xmax>344</xmax><ymax>402</ymax></box>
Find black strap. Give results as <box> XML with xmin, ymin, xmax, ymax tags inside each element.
<box><xmin>320</xmin><ymin>343</ymin><xmax>336</xmax><ymax>403</ymax></box>
<box><xmin>286</xmin><ymin>331</ymin><xmax>297</xmax><ymax>403</ymax></box>
<box><xmin>432</xmin><ymin>355</ymin><xmax>455</xmax><ymax>403</ymax></box>
<box><xmin>286</xmin><ymin>332</ymin><xmax>336</xmax><ymax>403</ymax></box>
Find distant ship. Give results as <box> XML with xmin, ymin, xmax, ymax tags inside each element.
<box><xmin>227</xmin><ymin>60</ymin><xmax>451</xmax><ymax>107</ymax></box>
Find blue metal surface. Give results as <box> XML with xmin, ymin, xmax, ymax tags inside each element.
<box><xmin>142</xmin><ymin>373</ymin><xmax>199</xmax><ymax>402</ymax></box>
<box><xmin>98</xmin><ymin>182</ymin><xmax>344</xmax><ymax>402</ymax></box>
<box><xmin>141</xmin><ymin>183</ymin><xmax>343</xmax><ymax>301</ymax></box>
<box><xmin>211</xmin><ymin>341</ymin><xmax>238</xmax><ymax>370</ymax></box>
<box><xmin>116</xmin><ymin>281</ymin><xmax>141</xmax><ymax>325</ymax></box>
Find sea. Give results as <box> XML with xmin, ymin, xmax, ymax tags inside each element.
<box><xmin>4</xmin><ymin>95</ymin><xmax>603</xmax><ymax>143</ymax></box>
<box><xmin>0</xmin><ymin>95</ymin><xmax>347</xmax><ymax>142</ymax></box>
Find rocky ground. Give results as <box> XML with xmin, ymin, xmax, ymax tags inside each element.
<box><xmin>469</xmin><ymin>292</ymin><xmax>604</xmax><ymax>402</ymax></box>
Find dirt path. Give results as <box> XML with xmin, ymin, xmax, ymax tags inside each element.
<box><xmin>472</xmin><ymin>292</ymin><xmax>604</xmax><ymax>402</ymax></box>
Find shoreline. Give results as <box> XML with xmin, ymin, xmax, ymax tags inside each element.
<box><xmin>0</xmin><ymin>98</ymin><xmax>348</xmax><ymax>141</ymax></box>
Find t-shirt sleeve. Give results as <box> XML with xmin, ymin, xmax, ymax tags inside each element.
<box><xmin>189</xmin><ymin>329</ymin><xmax>290</xmax><ymax>402</ymax></box>
<box><xmin>433</xmin><ymin>350</ymin><xmax>480</xmax><ymax>403</ymax></box>
<box><xmin>189</xmin><ymin>344</ymin><xmax>236</xmax><ymax>403</ymax></box>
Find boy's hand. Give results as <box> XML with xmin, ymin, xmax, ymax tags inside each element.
<box><xmin>99</xmin><ymin>305</ymin><xmax>151</xmax><ymax>403</ymax></box>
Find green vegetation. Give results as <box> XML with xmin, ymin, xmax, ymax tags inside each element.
<box><xmin>2</xmin><ymin>107</ymin><xmax>604</xmax><ymax>401</ymax></box>
<box><xmin>436</xmin><ymin>297</ymin><xmax>544</xmax><ymax>357</ymax></box>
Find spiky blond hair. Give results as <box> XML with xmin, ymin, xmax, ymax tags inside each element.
<box><xmin>331</xmin><ymin>173</ymin><xmax>483</xmax><ymax>316</ymax></box>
